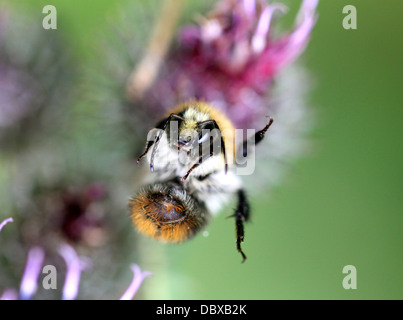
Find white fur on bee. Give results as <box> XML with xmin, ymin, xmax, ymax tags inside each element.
<box><xmin>142</xmin><ymin>130</ymin><xmax>242</xmax><ymax>216</ymax></box>
<box><xmin>146</xmin><ymin>130</ymin><xmax>226</xmax><ymax>179</ymax></box>
<box><xmin>187</xmin><ymin>170</ymin><xmax>242</xmax><ymax>215</ymax></box>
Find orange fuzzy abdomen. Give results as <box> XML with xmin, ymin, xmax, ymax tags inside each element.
<box><xmin>129</xmin><ymin>188</ymin><xmax>207</xmax><ymax>243</ymax></box>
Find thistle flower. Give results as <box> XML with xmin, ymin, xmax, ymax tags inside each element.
<box><xmin>0</xmin><ymin>4</ymin><xmax>148</xmax><ymax>300</ymax></box>
<box><xmin>142</xmin><ymin>0</ymin><xmax>318</xmax><ymax>130</ymax></box>
<box><xmin>58</xmin><ymin>183</ymin><xmax>109</xmax><ymax>246</ymax></box>
<box><xmin>0</xmin><ymin>241</ymin><xmax>151</xmax><ymax>300</ymax></box>
<box><xmin>0</xmin><ymin>174</ymin><xmax>127</xmax><ymax>299</ymax></box>
<box><xmin>15</xmin><ymin>180</ymin><xmax>111</xmax><ymax>249</ymax></box>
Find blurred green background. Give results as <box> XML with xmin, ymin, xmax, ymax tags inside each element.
<box><xmin>1</xmin><ymin>0</ymin><xmax>402</xmax><ymax>300</ymax></box>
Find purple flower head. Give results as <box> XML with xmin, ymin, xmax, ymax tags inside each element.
<box><xmin>147</xmin><ymin>0</ymin><xmax>318</xmax><ymax>129</ymax></box>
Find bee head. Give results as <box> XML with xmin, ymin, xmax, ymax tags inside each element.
<box><xmin>167</xmin><ymin>114</ymin><xmax>208</xmax><ymax>152</ymax></box>
<box><xmin>140</xmin><ymin>104</ymin><xmax>229</xmax><ymax>174</ymax></box>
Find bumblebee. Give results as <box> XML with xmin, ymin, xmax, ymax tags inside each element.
<box><xmin>130</xmin><ymin>100</ymin><xmax>273</xmax><ymax>262</ymax></box>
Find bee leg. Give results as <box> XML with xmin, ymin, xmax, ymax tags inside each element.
<box><xmin>229</xmin><ymin>189</ymin><xmax>250</xmax><ymax>263</ymax></box>
<box><xmin>137</xmin><ymin>113</ymin><xmax>185</xmax><ymax>169</ymax></box>
<box><xmin>136</xmin><ymin>117</ymin><xmax>169</xmax><ymax>165</ymax></box>
<box><xmin>149</xmin><ymin>113</ymin><xmax>184</xmax><ymax>172</ymax></box>
<box><xmin>181</xmin><ymin>152</ymin><xmax>214</xmax><ymax>181</ymax></box>
<box><xmin>242</xmin><ymin>117</ymin><xmax>274</xmax><ymax>157</ymax></box>
<box><xmin>136</xmin><ymin>140</ymin><xmax>154</xmax><ymax>164</ymax></box>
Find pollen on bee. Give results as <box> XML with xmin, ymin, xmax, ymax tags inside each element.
<box><xmin>129</xmin><ymin>188</ymin><xmax>205</xmax><ymax>243</ymax></box>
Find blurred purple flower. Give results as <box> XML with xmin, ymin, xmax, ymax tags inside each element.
<box><xmin>59</xmin><ymin>244</ymin><xmax>91</xmax><ymax>300</ymax></box>
<box><xmin>19</xmin><ymin>247</ymin><xmax>45</xmax><ymax>300</ymax></box>
<box><xmin>147</xmin><ymin>0</ymin><xmax>318</xmax><ymax>129</ymax></box>
<box><xmin>0</xmin><ymin>217</ymin><xmax>13</xmax><ymax>232</ymax></box>
<box><xmin>0</xmin><ymin>289</ymin><xmax>18</xmax><ymax>300</ymax></box>
<box><xmin>58</xmin><ymin>183</ymin><xmax>109</xmax><ymax>246</ymax></box>
<box><xmin>1</xmin><ymin>174</ymin><xmax>133</xmax><ymax>298</ymax></box>
<box><xmin>120</xmin><ymin>264</ymin><xmax>152</xmax><ymax>300</ymax></box>
<box><xmin>0</xmin><ymin>240</ymin><xmax>151</xmax><ymax>300</ymax></box>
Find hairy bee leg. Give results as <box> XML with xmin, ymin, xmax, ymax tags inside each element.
<box><xmin>181</xmin><ymin>152</ymin><xmax>214</xmax><ymax>181</ymax></box>
<box><xmin>136</xmin><ymin>140</ymin><xmax>154</xmax><ymax>164</ymax></box>
<box><xmin>149</xmin><ymin>113</ymin><xmax>184</xmax><ymax>172</ymax></box>
<box><xmin>136</xmin><ymin>115</ymin><xmax>175</xmax><ymax>165</ymax></box>
<box><xmin>255</xmin><ymin>117</ymin><xmax>274</xmax><ymax>144</ymax></box>
<box><xmin>230</xmin><ymin>189</ymin><xmax>250</xmax><ymax>263</ymax></box>
<box><xmin>242</xmin><ymin>117</ymin><xmax>274</xmax><ymax>157</ymax></box>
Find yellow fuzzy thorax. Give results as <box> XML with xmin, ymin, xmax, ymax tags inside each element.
<box><xmin>166</xmin><ymin>100</ymin><xmax>236</xmax><ymax>159</ymax></box>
